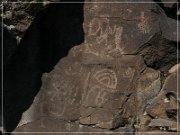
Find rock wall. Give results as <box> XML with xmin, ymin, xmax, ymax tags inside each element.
<box><xmin>1</xmin><ymin>0</ymin><xmax>179</xmax><ymax>134</ymax></box>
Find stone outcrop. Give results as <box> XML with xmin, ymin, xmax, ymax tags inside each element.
<box><xmin>1</xmin><ymin>0</ymin><xmax>179</xmax><ymax>134</ymax></box>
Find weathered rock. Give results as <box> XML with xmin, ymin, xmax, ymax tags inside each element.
<box><xmin>137</xmin><ymin>67</ymin><xmax>161</xmax><ymax>114</ymax></box>
<box><xmin>148</xmin><ymin>118</ymin><xmax>177</xmax><ymax>132</ymax></box>
<box><xmin>137</xmin><ymin>33</ymin><xmax>179</xmax><ymax>72</ymax></box>
<box><xmin>146</xmin><ymin>91</ymin><xmax>168</xmax><ymax>119</ymax></box>
<box><xmin>162</xmin><ymin>71</ymin><xmax>180</xmax><ymax>98</ymax></box>
<box><xmin>145</xmin><ymin>69</ymin><xmax>179</xmax><ymax>121</ymax></box>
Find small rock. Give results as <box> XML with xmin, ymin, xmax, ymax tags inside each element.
<box><xmin>79</xmin><ymin>117</ymin><xmax>91</xmax><ymax>125</ymax></box>
<box><xmin>148</xmin><ymin>118</ymin><xmax>177</xmax><ymax>131</ymax></box>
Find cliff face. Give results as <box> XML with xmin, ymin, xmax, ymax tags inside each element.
<box><xmin>1</xmin><ymin>0</ymin><xmax>179</xmax><ymax>134</ymax></box>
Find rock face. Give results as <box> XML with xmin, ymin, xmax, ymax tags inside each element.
<box><xmin>2</xmin><ymin>0</ymin><xmax>179</xmax><ymax>134</ymax></box>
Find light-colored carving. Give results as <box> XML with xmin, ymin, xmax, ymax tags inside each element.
<box><xmin>93</xmin><ymin>69</ymin><xmax>117</xmax><ymax>89</ymax></box>
<box><xmin>88</xmin><ymin>18</ymin><xmax>109</xmax><ymax>36</ymax></box>
<box><xmin>47</xmin><ymin>79</ymin><xmax>79</xmax><ymax>117</ymax></box>
<box><xmin>108</xmin><ymin>26</ymin><xmax>124</xmax><ymax>54</ymax></box>
<box><xmin>82</xmin><ymin>85</ymin><xmax>108</xmax><ymax>107</ymax></box>
<box><xmin>137</xmin><ymin>12</ymin><xmax>152</xmax><ymax>34</ymax></box>
<box><xmin>86</xmin><ymin>18</ymin><xmax>124</xmax><ymax>56</ymax></box>
<box><xmin>82</xmin><ymin>68</ymin><xmax>118</xmax><ymax>108</ymax></box>
<box><xmin>123</xmin><ymin>67</ymin><xmax>135</xmax><ymax>78</ymax></box>
<box><xmin>96</xmin><ymin>33</ymin><xmax>108</xmax><ymax>45</ymax></box>
<box><xmin>95</xmin><ymin>90</ymin><xmax>108</xmax><ymax>106</ymax></box>
<box><xmin>84</xmin><ymin>42</ymin><xmax>100</xmax><ymax>56</ymax></box>
<box><xmin>115</xmin><ymin>26</ymin><xmax>123</xmax><ymax>45</ymax></box>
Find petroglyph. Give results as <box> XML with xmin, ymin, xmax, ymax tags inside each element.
<box><xmin>84</xmin><ymin>42</ymin><xmax>100</xmax><ymax>56</ymax></box>
<box><xmin>86</xmin><ymin>18</ymin><xmax>124</xmax><ymax>56</ymax></box>
<box><xmin>123</xmin><ymin>67</ymin><xmax>135</xmax><ymax>78</ymax></box>
<box><xmin>82</xmin><ymin>68</ymin><xmax>118</xmax><ymax>108</ymax></box>
<box><xmin>46</xmin><ymin>78</ymin><xmax>80</xmax><ymax>117</ymax></box>
<box><xmin>82</xmin><ymin>85</ymin><xmax>109</xmax><ymax>107</ymax></box>
<box><xmin>93</xmin><ymin>69</ymin><xmax>117</xmax><ymax>89</ymax></box>
<box><xmin>108</xmin><ymin>26</ymin><xmax>125</xmax><ymax>54</ymax></box>
<box><xmin>88</xmin><ymin>18</ymin><xmax>109</xmax><ymax>36</ymax></box>
<box><xmin>137</xmin><ymin>12</ymin><xmax>152</xmax><ymax>34</ymax></box>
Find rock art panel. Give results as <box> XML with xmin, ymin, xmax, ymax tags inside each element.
<box><xmin>41</xmin><ymin>60</ymin><xmax>82</xmax><ymax>121</ymax></box>
<box><xmin>80</xmin><ymin>55</ymin><xmax>146</xmax><ymax>129</ymax></box>
<box><xmin>10</xmin><ymin>0</ymin><xmax>179</xmax><ymax>133</ymax></box>
<box><xmin>83</xmin><ymin>2</ymin><xmax>161</xmax><ymax>55</ymax></box>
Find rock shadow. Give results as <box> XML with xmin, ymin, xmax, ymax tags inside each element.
<box><xmin>3</xmin><ymin>1</ymin><xmax>84</xmax><ymax>132</ymax></box>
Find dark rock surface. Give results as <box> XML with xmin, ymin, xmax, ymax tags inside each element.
<box><xmin>1</xmin><ymin>0</ymin><xmax>179</xmax><ymax>134</ymax></box>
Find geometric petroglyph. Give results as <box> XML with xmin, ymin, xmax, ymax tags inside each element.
<box><xmin>93</xmin><ymin>69</ymin><xmax>117</xmax><ymax>89</ymax></box>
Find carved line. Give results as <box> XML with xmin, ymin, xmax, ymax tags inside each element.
<box><xmin>93</xmin><ymin>69</ymin><xmax>117</xmax><ymax>89</ymax></box>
